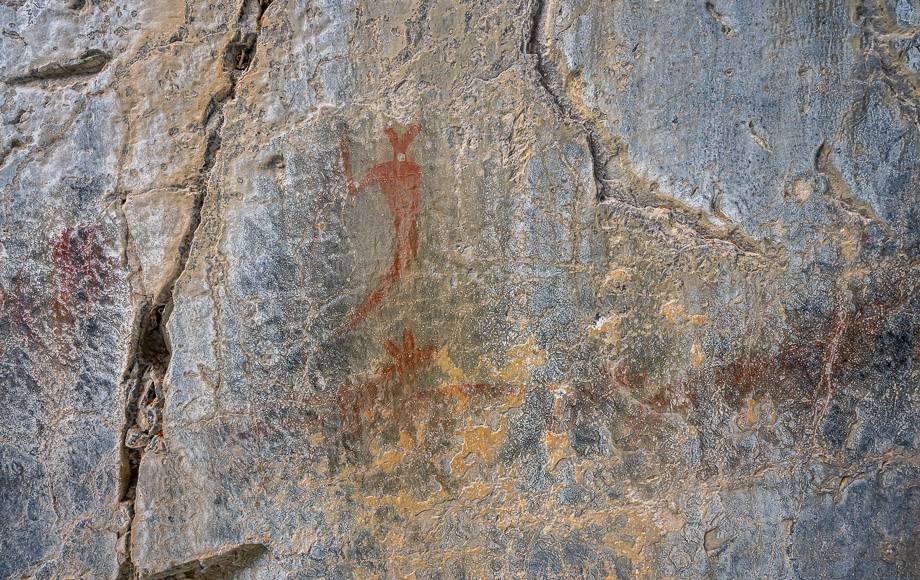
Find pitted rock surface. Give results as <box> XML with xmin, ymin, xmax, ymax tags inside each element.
<box><xmin>1</xmin><ymin>1</ymin><xmax>919</xmax><ymax>578</ymax></box>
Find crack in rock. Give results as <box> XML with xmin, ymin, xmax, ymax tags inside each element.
<box><xmin>525</xmin><ymin>0</ymin><xmax>772</xmax><ymax>257</ymax></box>
<box><xmin>115</xmin><ymin>1</ymin><xmax>273</xmax><ymax>577</ymax></box>
<box><xmin>144</xmin><ymin>543</ymin><xmax>268</xmax><ymax>580</ymax></box>
<box><xmin>5</xmin><ymin>49</ymin><xmax>111</xmax><ymax>85</ymax></box>
<box><xmin>526</xmin><ymin>0</ymin><xmax>614</xmax><ymax>203</ymax></box>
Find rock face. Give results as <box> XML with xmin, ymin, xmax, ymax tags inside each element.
<box><xmin>2</xmin><ymin>0</ymin><xmax>919</xmax><ymax>578</ymax></box>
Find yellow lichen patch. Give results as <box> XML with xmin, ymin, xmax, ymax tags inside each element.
<box><xmin>659</xmin><ymin>299</ymin><xmax>685</xmax><ymax>322</ymax></box>
<box><xmin>434</xmin><ymin>347</ymin><xmax>464</xmax><ymax>382</ymax></box>
<box><xmin>398</xmin><ymin>429</ymin><xmax>414</xmax><ymax>449</ymax></box>
<box><xmin>602</xmin><ymin>267</ymin><xmax>631</xmax><ymax>288</ymax></box>
<box><xmin>498</xmin><ymin>337</ymin><xmax>545</xmax><ymax>383</ymax></box>
<box><xmin>588</xmin><ymin>507</ymin><xmax>684</xmax><ymax>578</ymax></box>
<box><xmin>370</xmin><ymin>429</ymin><xmax>418</xmax><ymax>473</ymax></box>
<box><xmin>437</xmin><ymin>382</ymin><xmax>473</xmax><ymax>412</ymax></box>
<box><xmin>460</xmin><ymin>481</ymin><xmax>494</xmax><ymax>501</ymax></box>
<box><xmin>735</xmin><ymin>397</ymin><xmax>758</xmax><ymax>430</ymax></box>
<box><xmin>690</xmin><ymin>342</ymin><xmax>706</xmax><ymax>368</ymax></box>
<box><xmin>384</xmin><ymin>546</ymin><xmax>488</xmax><ymax>580</ymax></box>
<box><xmin>450</xmin><ymin>417</ymin><xmax>507</xmax><ymax>475</ymax></box>
<box><xmin>544</xmin><ymin>430</ymin><xmax>573</xmax><ymax>471</ymax></box>
<box><xmin>359</xmin><ymin>490</ymin><xmax>450</xmax><ymax>519</ymax></box>
<box><xmin>789</xmin><ymin>178</ymin><xmax>813</xmax><ymax>204</ymax></box>
<box><xmin>485</xmin><ymin>468</ymin><xmax>680</xmax><ymax>578</ymax></box>
<box><xmin>589</xmin><ymin>313</ymin><xmax>622</xmax><ymax>346</ymax></box>
<box><xmin>661</xmin><ymin>299</ymin><xmax>708</xmax><ymax>328</ymax></box>
<box><xmin>302</xmin><ymin>460</ymin><xmax>354</xmax><ymax>489</ymax></box>
<box><xmin>689</xmin><ymin>314</ymin><xmax>708</xmax><ymax>326</ymax></box>
<box><xmin>373</xmin><ymin>448</ymin><xmax>405</xmax><ymax>473</ymax></box>
<box><xmin>736</xmin><ymin>398</ymin><xmax>779</xmax><ymax>431</ymax></box>
<box><xmin>498</xmin><ymin>384</ymin><xmax>526</xmax><ymax>412</ymax></box>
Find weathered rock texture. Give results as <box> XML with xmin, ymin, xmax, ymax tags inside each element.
<box><xmin>2</xmin><ymin>0</ymin><xmax>919</xmax><ymax>578</ymax></box>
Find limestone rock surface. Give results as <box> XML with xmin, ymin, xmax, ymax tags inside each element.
<box><xmin>1</xmin><ymin>0</ymin><xmax>919</xmax><ymax>578</ymax></box>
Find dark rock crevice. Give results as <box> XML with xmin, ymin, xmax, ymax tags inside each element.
<box><xmin>115</xmin><ymin>1</ymin><xmax>273</xmax><ymax>577</ymax></box>
<box><xmin>145</xmin><ymin>543</ymin><xmax>268</xmax><ymax>580</ymax></box>
<box><xmin>5</xmin><ymin>49</ymin><xmax>111</xmax><ymax>85</ymax></box>
<box><xmin>704</xmin><ymin>1</ymin><xmax>735</xmax><ymax>37</ymax></box>
<box><xmin>814</xmin><ymin>139</ymin><xmax>891</xmax><ymax>234</ymax></box>
<box><xmin>525</xmin><ymin>0</ymin><xmax>614</xmax><ymax>204</ymax></box>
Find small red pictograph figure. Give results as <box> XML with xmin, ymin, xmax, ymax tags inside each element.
<box><xmin>338</xmin><ymin>124</ymin><xmax>423</xmax><ymax>332</ymax></box>
<box><xmin>336</xmin><ymin>327</ymin><xmax>436</xmax><ymax>436</ymax></box>
<box><xmin>50</xmin><ymin>226</ymin><xmax>111</xmax><ymax>324</ymax></box>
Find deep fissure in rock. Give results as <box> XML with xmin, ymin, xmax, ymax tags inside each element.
<box><xmin>525</xmin><ymin>0</ymin><xmax>613</xmax><ymax>203</ymax></box>
<box><xmin>524</xmin><ymin>0</ymin><xmax>773</xmax><ymax>256</ymax></box>
<box><xmin>6</xmin><ymin>49</ymin><xmax>111</xmax><ymax>85</ymax></box>
<box><xmin>145</xmin><ymin>544</ymin><xmax>268</xmax><ymax>580</ymax></box>
<box><xmin>115</xmin><ymin>1</ymin><xmax>271</xmax><ymax>577</ymax></box>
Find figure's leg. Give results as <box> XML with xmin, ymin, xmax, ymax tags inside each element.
<box><xmin>340</xmin><ymin>221</ymin><xmax>403</xmax><ymax>332</ymax></box>
<box><xmin>343</xmin><ymin>265</ymin><xmax>398</xmax><ymax>331</ymax></box>
<box><xmin>339</xmin><ymin>142</ymin><xmax>357</xmax><ymax>195</ymax></box>
<box><xmin>391</xmin><ymin>211</ymin><xmax>416</xmax><ymax>266</ymax></box>
<box><xmin>406</xmin><ymin>220</ymin><xmax>419</xmax><ymax>262</ymax></box>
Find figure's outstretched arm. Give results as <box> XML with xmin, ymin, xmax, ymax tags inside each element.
<box><xmin>339</xmin><ymin>141</ymin><xmax>371</xmax><ymax>196</ymax></box>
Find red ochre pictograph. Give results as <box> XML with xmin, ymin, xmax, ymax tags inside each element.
<box><xmin>336</xmin><ymin>327</ymin><xmax>437</xmax><ymax>436</ymax></box>
<box><xmin>50</xmin><ymin>225</ymin><xmax>111</xmax><ymax>323</ymax></box>
<box><xmin>338</xmin><ymin>124</ymin><xmax>422</xmax><ymax>333</ymax></box>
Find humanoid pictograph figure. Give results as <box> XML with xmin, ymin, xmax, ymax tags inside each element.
<box><xmin>338</xmin><ymin>124</ymin><xmax>423</xmax><ymax>332</ymax></box>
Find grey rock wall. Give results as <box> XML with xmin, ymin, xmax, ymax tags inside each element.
<box><xmin>1</xmin><ymin>0</ymin><xmax>918</xmax><ymax>578</ymax></box>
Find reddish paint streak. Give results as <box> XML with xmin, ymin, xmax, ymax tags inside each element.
<box><xmin>50</xmin><ymin>226</ymin><xmax>110</xmax><ymax>322</ymax></box>
<box><xmin>810</xmin><ymin>308</ymin><xmax>849</xmax><ymax>435</ymax></box>
<box><xmin>337</xmin><ymin>328</ymin><xmax>436</xmax><ymax>436</ymax></box>
<box><xmin>338</xmin><ymin>124</ymin><xmax>423</xmax><ymax>332</ymax></box>
<box><xmin>611</xmin><ymin>362</ymin><xmax>648</xmax><ymax>391</ymax></box>
<box><xmin>641</xmin><ymin>291</ymin><xmax>914</xmax><ymax>424</ymax></box>
<box><xmin>333</xmin><ymin>329</ymin><xmax>515</xmax><ymax>443</ymax></box>
<box><xmin>401</xmin><ymin>382</ymin><xmax>504</xmax><ymax>413</ymax></box>
<box><xmin>0</xmin><ymin>273</ymin><xmax>39</xmax><ymax>358</ymax></box>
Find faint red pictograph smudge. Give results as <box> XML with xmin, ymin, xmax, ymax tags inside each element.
<box><xmin>337</xmin><ymin>327</ymin><xmax>436</xmax><ymax>436</ymax></box>
<box><xmin>331</xmin><ymin>328</ymin><xmax>514</xmax><ymax>451</ymax></box>
<box><xmin>338</xmin><ymin>124</ymin><xmax>423</xmax><ymax>333</ymax></box>
<box><xmin>0</xmin><ymin>226</ymin><xmax>112</xmax><ymax>360</ymax></box>
<box><xmin>0</xmin><ymin>273</ymin><xmax>39</xmax><ymax>358</ymax></box>
<box><xmin>50</xmin><ymin>225</ymin><xmax>112</xmax><ymax>324</ymax></box>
